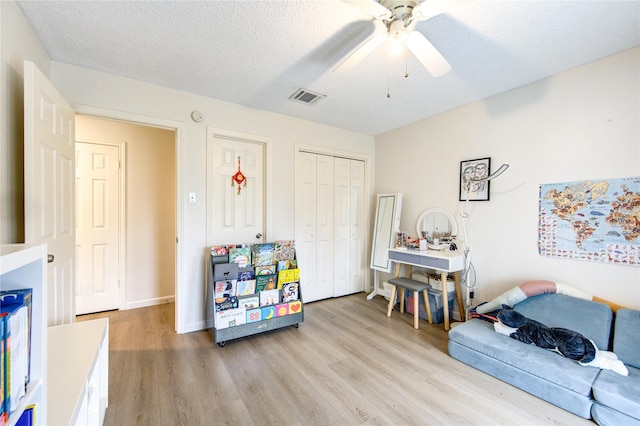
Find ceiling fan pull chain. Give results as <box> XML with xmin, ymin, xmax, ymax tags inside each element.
<box><xmin>405</xmin><ymin>51</ymin><xmax>409</xmax><ymax>78</ymax></box>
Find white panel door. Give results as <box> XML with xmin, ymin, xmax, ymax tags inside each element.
<box><xmin>348</xmin><ymin>159</ymin><xmax>366</xmax><ymax>295</ymax></box>
<box><xmin>24</xmin><ymin>60</ymin><xmax>76</xmax><ymax>326</ymax></box>
<box><xmin>207</xmin><ymin>129</ymin><xmax>265</xmax><ymax>245</ymax></box>
<box><xmin>296</xmin><ymin>152</ymin><xmax>318</xmax><ymax>302</ymax></box>
<box><xmin>75</xmin><ymin>142</ymin><xmax>120</xmax><ymax>315</ymax></box>
<box><xmin>334</xmin><ymin>158</ymin><xmax>366</xmax><ymax>297</ymax></box>
<box><xmin>333</xmin><ymin>158</ymin><xmax>351</xmax><ymax>296</ymax></box>
<box><xmin>295</xmin><ymin>152</ymin><xmax>334</xmax><ymax>302</ymax></box>
<box><xmin>315</xmin><ymin>154</ymin><xmax>335</xmax><ymax>301</ymax></box>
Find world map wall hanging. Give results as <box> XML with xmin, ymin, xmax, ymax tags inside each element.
<box><xmin>538</xmin><ymin>177</ymin><xmax>640</xmax><ymax>265</ymax></box>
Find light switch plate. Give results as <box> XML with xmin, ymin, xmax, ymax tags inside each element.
<box><xmin>188</xmin><ymin>192</ymin><xmax>196</xmax><ymax>203</ymax></box>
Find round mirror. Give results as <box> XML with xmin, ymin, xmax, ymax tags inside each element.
<box><xmin>416</xmin><ymin>208</ymin><xmax>458</xmax><ymax>241</ymax></box>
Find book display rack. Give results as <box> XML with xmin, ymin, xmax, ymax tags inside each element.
<box><xmin>206</xmin><ymin>241</ymin><xmax>303</xmax><ymax>347</ymax></box>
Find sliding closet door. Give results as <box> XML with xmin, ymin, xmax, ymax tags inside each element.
<box><xmin>296</xmin><ymin>152</ymin><xmax>334</xmax><ymax>303</ymax></box>
<box><xmin>334</xmin><ymin>158</ymin><xmax>366</xmax><ymax>297</ymax></box>
<box><xmin>296</xmin><ymin>151</ymin><xmax>367</xmax><ymax>302</ymax></box>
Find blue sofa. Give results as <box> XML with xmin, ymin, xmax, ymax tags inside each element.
<box><xmin>448</xmin><ymin>293</ymin><xmax>640</xmax><ymax>423</ymax></box>
<box><xmin>591</xmin><ymin>308</ymin><xmax>640</xmax><ymax>425</ymax></box>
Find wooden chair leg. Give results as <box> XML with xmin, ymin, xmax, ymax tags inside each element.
<box><xmin>413</xmin><ymin>290</ymin><xmax>419</xmax><ymax>329</ymax></box>
<box><xmin>423</xmin><ymin>289</ymin><xmax>432</xmax><ymax>323</ymax></box>
<box><xmin>387</xmin><ymin>285</ymin><xmax>397</xmax><ymax>317</ymax></box>
<box><xmin>399</xmin><ymin>287</ymin><xmax>405</xmax><ymax>313</ymax></box>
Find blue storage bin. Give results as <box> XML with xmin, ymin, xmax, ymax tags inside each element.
<box><xmin>405</xmin><ymin>288</ymin><xmax>455</xmax><ymax>324</ymax></box>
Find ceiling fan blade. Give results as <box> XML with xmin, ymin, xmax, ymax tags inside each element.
<box><xmin>342</xmin><ymin>0</ymin><xmax>392</xmax><ymax>20</ymax></box>
<box><xmin>405</xmin><ymin>31</ymin><xmax>451</xmax><ymax>77</ymax></box>
<box><xmin>413</xmin><ymin>0</ymin><xmax>472</xmax><ymax>20</ymax></box>
<box><xmin>332</xmin><ymin>32</ymin><xmax>388</xmax><ymax>73</ymax></box>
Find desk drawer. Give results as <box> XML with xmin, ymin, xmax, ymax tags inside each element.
<box><xmin>389</xmin><ymin>250</ymin><xmax>450</xmax><ymax>270</ymax></box>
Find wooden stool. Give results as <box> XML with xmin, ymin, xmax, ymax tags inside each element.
<box><xmin>386</xmin><ymin>277</ymin><xmax>432</xmax><ymax>329</ymax></box>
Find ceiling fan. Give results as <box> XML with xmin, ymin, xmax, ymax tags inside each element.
<box><xmin>335</xmin><ymin>0</ymin><xmax>467</xmax><ymax>77</ymax></box>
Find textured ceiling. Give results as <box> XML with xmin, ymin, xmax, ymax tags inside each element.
<box><xmin>16</xmin><ymin>0</ymin><xmax>640</xmax><ymax>135</ymax></box>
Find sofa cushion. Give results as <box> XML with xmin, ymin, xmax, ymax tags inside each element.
<box><xmin>592</xmin><ymin>365</ymin><xmax>640</xmax><ymax>422</ymax></box>
<box><xmin>591</xmin><ymin>402</ymin><xmax>640</xmax><ymax>426</ymax></box>
<box><xmin>514</xmin><ymin>293</ymin><xmax>613</xmax><ymax>350</ymax></box>
<box><xmin>449</xmin><ymin>319</ymin><xmax>601</xmax><ymax>396</ymax></box>
<box><xmin>612</xmin><ymin>309</ymin><xmax>640</xmax><ymax>368</ymax></box>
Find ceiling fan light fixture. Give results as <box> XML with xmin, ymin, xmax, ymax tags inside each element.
<box><xmin>388</xmin><ymin>19</ymin><xmax>407</xmax><ymax>40</ymax></box>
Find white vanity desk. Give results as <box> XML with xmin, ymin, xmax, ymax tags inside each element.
<box><xmin>388</xmin><ymin>247</ymin><xmax>465</xmax><ymax>330</ymax></box>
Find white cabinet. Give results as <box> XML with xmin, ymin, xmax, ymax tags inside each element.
<box><xmin>47</xmin><ymin>318</ymin><xmax>109</xmax><ymax>426</ymax></box>
<box><xmin>0</xmin><ymin>244</ymin><xmax>48</xmax><ymax>426</ymax></box>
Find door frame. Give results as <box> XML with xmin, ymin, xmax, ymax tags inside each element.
<box><xmin>72</xmin><ymin>105</ymin><xmax>185</xmax><ymax>332</ymax></box>
<box><xmin>75</xmin><ymin>137</ymin><xmax>127</xmax><ymax>312</ymax></box>
<box><xmin>294</xmin><ymin>143</ymin><xmax>373</xmax><ymax>294</ymax></box>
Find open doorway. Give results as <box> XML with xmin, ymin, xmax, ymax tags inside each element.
<box><xmin>75</xmin><ymin>115</ymin><xmax>177</xmax><ymax>317</ymax></box>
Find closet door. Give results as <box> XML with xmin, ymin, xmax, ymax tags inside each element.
<box><xmin>334</xmin><ymin>158</ymin><xmax>366</xmax><ymax>297</ymax></box>
<box><xmin>296</xmin><ymin>152</ymin><xmax>334</xmax><ymax>303</ymax></box>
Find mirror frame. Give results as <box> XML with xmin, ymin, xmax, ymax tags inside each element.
<box><xmin>416</xmin><ymin>208</ymin><xmax>458</xmax><ymax>240</ymax></box>
<box><xmin>370</xmin><ymin>193</ymin><xmax>403</xmax><ymax>273</ymax></box>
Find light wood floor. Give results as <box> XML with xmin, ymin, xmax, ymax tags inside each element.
<box><xmin>79</xmin><ymin>293</ymin><xmax>593</xmax><ymax>426</ymax></box>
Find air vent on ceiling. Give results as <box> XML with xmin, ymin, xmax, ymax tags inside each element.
<box><xmin>289</xmin><ymin>88</ymin><xmax>326</xmax><ymax>105</ymax></box>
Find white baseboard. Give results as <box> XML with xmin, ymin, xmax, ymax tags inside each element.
<box><xmin>125</xmin><ymin>295</ymin><xmax>175</xmax><ymax>310</ymax></box>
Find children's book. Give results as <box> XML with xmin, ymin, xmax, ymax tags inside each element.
<box><xmin>1</xmin><ymin>304</ymin><xmax>28</xmax><ymax>413</ymax></box>
<box><xmin>15</xmin><ymin>404</ymin><xmax>35</xmax><ymax>426</ymax></box>
<box><xmin>288</xmin><ymin>300</ymin><xmax>303</xmax><ymax>315</ymax></box>
<box><xmin>238</xmin><ymin>295</ymin><xmax>259</xmax><ymax>310</ymax></box>
<box><xmin>215</xmin><ymin>296</ymin><xmax>239</xmax><ymax>312</ymax></box>
<box><xmin>276</xmin><ymin>303</ymin><xmax>289</xmax><ymax>317</ymax></box>
<box><xmin>1</xmin><ymin>315</ymin><xmax>5</xmax><ymax>424</ymax></box>
<box><xmin>215</xmin><ymin>308</ymin><xmax>246</xmax><ymax>329</ymax></box>
<box><xmin>255</xmin><ymin>265</ymin><xmax>275</xmax><ymax>276</ymax></box>
<box><xmin>256</xmin><ymin>274</ymin><xmax>277</xmax><ymax>292</ymax></box>
<box><xmin>213</xmin><ymin>262</ymin><xmax>239</xmax><ymax>282</ymax></box>
<box><xmin>274</xmin><ymin>240</ymin><xmax>295</xmax><ymax>261</ymax></box>
<box><xmin>0</xmin><ymin>289</ymin><xmax>32</xmax><ymax>386</ymax></box>
<box><xmin>251</xmin><ymin>243</ymin><xmax>275</xmax><ymax>266</ymax></box>
<box><xmin>277</xmin><ymin>269</ymin><xmax>300</xmax><ymax>287</ymax></box>
<box><xmin>261</xmin><ymin>305</ymin><xmax>276</xmax><ymax>320</ymax></box>
<box><xmin>259</xmin><ymin>289</ymin><xmax>280</xmax><ymax>306</ymax></box>
<box><xmin>236</xmin><ymin>280</ymin><xmax>256</xmax><ymax>296</ymax></box>
<box><xmin>237</xmin><ymin>267</ymin><xmax>255</xmax><ymax>281</ymax></box>
<box><xmin>281</xmin><ymin>282</ymin><xmax>299</xmax><ymax>302</ymax></box>
<box><xmin>276</xmin><ymin>260</ymin><xmax>290</xmax><ymax>271</ymax></box>
<box><xmin>211</xmin><ymin>245</ymin><xmax>229</xmax><ymax>255</ymax></box>
<box><xmin>246</xmin><ymin>308</ymin><xmax>261</xmax><ymax>323</ymax></box>
<box><xmin>229</xmin><ymin>246</ymin><xmax>251</xmax><ymax>268</ymax></box>
<box><xmin>214</xmin><ymin>279</ymin><xmax>237</xmax><ymax>298</ymax></box>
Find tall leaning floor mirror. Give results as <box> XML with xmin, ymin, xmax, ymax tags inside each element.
<box><xmin>368</xmin><ymin>193</ymin><xmax>402</xmax><ymax>300</ymax></box>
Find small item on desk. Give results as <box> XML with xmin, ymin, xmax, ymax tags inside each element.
<box><xmin>406</xmin><ymin>236</ymin><xmax>421</xmax><ymax>250</ymax></box>
<box><xmin>396</xmin><ymin>232</ymin><xmax>408</xmax><ymax>248</ymax></box>
<box><xmin>419</xmin><ymin>239</ymin><xmax>428</xmax><ymax>251</ymax></box>
<box><xmin>428</xmin><ymin>243</ymin><xmax>449</xmax><ymax>251</ymax></box>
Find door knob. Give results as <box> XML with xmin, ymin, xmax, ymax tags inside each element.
<box><xmin>47</xmin><ymin>254</ymin><xmax>55</xmax><ymax>263</ymax></box>
<box><xmin>256</xmin><ymin>233</ymin><xmax>262</xmax><ymax>239</ymax></box>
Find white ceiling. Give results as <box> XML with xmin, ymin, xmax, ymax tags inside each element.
<box><xmin>16</xmin><ymin>0</ymin><xmax>640</xmax><ymax>135</ymax></box>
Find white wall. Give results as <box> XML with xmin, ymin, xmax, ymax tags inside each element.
<box><xmin>0</xmin><ymin>0</ymin><xmax>51</xmax><ymax>243</ymax></box>
<box><xmin>375</xmin><ymin>47</ymin><xmax>640</xmax><ymax>310</ymax></box>
<box><xmin>75</xmin><ymin>116</ymin><xmax>176</xmax><ymax>309</ymax></box>
<box><xmin>51</xmin><ymin>62</ymin><xmax>375</xmax><ymax>332</ymax></box>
